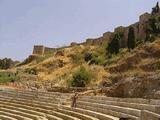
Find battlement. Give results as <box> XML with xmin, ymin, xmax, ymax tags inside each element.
<box><xmin>32</xmin><ymin>45</ymin><xmax>56</xmax><ymax>56</ymax></box>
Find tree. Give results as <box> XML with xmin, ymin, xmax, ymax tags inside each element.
<box><xmin>145</xmin><ymin>15</ymin><xmax>160</xmax><ymax>42</ymax></box>
<box><xmin>107</xmin><ymin>33</ymin><xmax>120</xmax><ymax>55</ymax></box>
<box><xmin>70</xmin><ymin>66</ymin><xmax>91</xmax><ymax>87</ymax></box>
<box><xmin>127</xmin><ymin>26</ymin><xmax>136</xmax><ymax>51</ymax></box>
<box><xmin>0</xmin><ymin>58</ymin><xmax>14</xmax><ymax>69</ymax></box>
<box><xmin>152</xmin><ymin>2</ymin><xmax>159</xmax><ymax>14</ymax></box>
<box><xmin>156</xmin><ymin>2</ymin><xmax>159</xmax><ymax>12</ymax></box>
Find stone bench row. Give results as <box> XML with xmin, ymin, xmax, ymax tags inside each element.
<box><xmin>81</xmin><ymin>96</ymin><xmax>160</xmax><ymax>105</ymax></box>
<box><xmin>2</xmin><ymin>89</ymin><xmax>160</xmax><ymax>105</ymax></box>
<box><xmin>79</xmin><ymin>97</ymin><xmax>160</xmax><ymax>114</ymax></box>
<box><xmin>0</xmin><ymin>95</ymin><xmax>127</xmax><ymax>120</ymax></box>
<box><xmin>77</xmin><ymin>97</ymin><xmax>160</xmax><ymax>120</ymax></box>
<box><xmin>1</xmin><ymin>88</ymin><xmax>160</xmax><ymax>119</ymax></box>
<box><xmin>77</xmin><ymin>101</ymin><xmax>139</xmax><ymax>120</ymax></box>
<box><xmin>141</xmin><ymin>110</ymin><xmax>160</xmax><ymax>120</ymax></box>
<box><xmin>0</xmin><ymin>97</ymin><xmax>79</xmax><ymax>120</ymax></box>
<box><xmin>0</xmin><ymin>91</ymin><xmax>67</xmax><ymax>104</ymax></box>
<box><xmin>0</xmin><ymin>88</ymin><xmax>70</xmax><ymax>97</ymax></box>
<box><xmin>0</xmin><ymin>115</ymin><xmax>17</xmax><ymax>120</ymax></box>
<box><xmin>0</xmin><ymin>90</ymin><xmax>69</xmax><ymax>100</ymax></box>
<box><xmin>0</xmin><ymin>96</ymin><xmax>108</xmax><ymax>120</ymax></box>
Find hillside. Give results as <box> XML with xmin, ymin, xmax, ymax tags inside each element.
<box><xmin>106</xmin><ymin>39</ymin><xmax>160</xmax><ymax>99</ymax></box>
<box><xmin>0</xmin><ymin>3</ymin><xmax>160</xmax><ymax>99</ymax></box>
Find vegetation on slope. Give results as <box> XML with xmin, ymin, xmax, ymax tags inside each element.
<box><xmin>0</xmin><ymin>3</ymin><xmax>160</xmax><ymax>98</ymax></box>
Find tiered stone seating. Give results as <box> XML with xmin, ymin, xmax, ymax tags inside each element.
<box><xmin>77</xmin><ymin>96</ymin><xmax>160</xmax><ymax>120</ymax></box>
<box><xmin>0</xmin><ymin>88</ymin><xmax>159</xmax><ymax>120</ymax></box>
<box><xmin>0</xmin><ymin>115</ymin><xmax>17</xmax><ymax>120</ymax></box>
<box><xmin>0</xmin><ymin>88</ymin><xmax>101</xmax><ymax>120</ymax></box>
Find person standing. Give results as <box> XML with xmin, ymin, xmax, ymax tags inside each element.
<box><xmin>71</xmin><ymin>92</ymin><xmax>79</xmax><ymax>108</ymax></box>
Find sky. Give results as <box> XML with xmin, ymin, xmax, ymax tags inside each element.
<box><xmin>0</xmin><ymin>0</ymin><xmax>158</xmax><ymax>60</ymax></box>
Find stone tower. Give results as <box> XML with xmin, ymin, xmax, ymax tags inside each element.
<box><xmin>32</xmin><ymin>45</ymin><xmax>45</xmax><ymax>55</ymax></box>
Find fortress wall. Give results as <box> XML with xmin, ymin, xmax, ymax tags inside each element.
<box><xmin>103</xmin><ymin>32</ymin><xmax>112</xmax><ymax>39</ymax></box>
<box><xmin>32</xmin><ymin>45</ymin><xmax>56</xmax><ymax>55</ymax></box>
<box><xmin>32</xmin><ymin>45</ymin><xmax>45</xmax><ymax>55</ymax></box>
<box><xmin>32</xmin><ymin>12</ymin><xmax>153</xmax><ymax>55</ymax></box>
<box><xmin>44</xmin><ymin>47</ymin><xmax>56</xmax><ymax>55</ymax></box>
<box><xmin>139</xmin><ymin>12</ymin><xmax>151</xmax><ymax>40</ymax></box>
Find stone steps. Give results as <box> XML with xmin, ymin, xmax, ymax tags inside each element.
<box><xmin>0</xmin><ymin>88</ymin><xmax>160</xmax><ymax>120</ymax></box>
<box><xmin>0</xmin><ymin>97</ymin><xmax>82</xmax><ymax>120</ymax></box>
<box><xmin>0</xmin><ymin>98</ymin><xmax>64</xmax><ymax>120</ymax></box>
<box><xmin>2</xmin><ymin>89</ymin><xmax>70</xmax><ymax>98</ymax></box>
<box><xmin>0</xmin><ymin>97</ymin><xmax>99</xmax><ymax>120</ymax></box>
<box><xmin>0</xmin><ymin>115</ymin><xmax>17</xmax><ymax>120</ymax></box>
<box><xmin>81</xmin><ymin>96</ymin><xmax>160</xmax><ymax>105</ymax></box>
<box><xmin>78</xmin><ymin>101</ymin><xmax>141</xmax><ymax>117</ymax></box>
<box><xmin>0</xmin><ymin>99</ymin><xmax>61</xmax><ymax>120</ymax></box>
<box><xmin>0</xmin><ymin>103</ymin><xmax>46</xmax><ymax>118</ymax></box>
<box><xmin>0</xmin><ymin>110</ymin><xmax>32</xmax><ymax>120</ymax></box>
<box><xmin>0</xmin><ymin>96</ymin><xmax>114</xmax><ymax>120</ymax></box>
<box><xmin>0</xmin><ymin>107</ymin><xmax>46</xmax><ymax>120</ymax></box>
<box><xmin>79</xmin><ymin>97</ymin><xmax>160</xmax><ymax>114</ymax></box>
<box><xmin>46</xmin><ymin>114</ymin><xmax>63</xmax><ymax>120</ymax></box>
<box><xmin>0</xmin><ymin>96</ymin><xmax>59</xmax><ymax>109</ymax></box>
<box><xmin>141</xmin><ymin>110</ymin><xmax>160</xmax><ymax>120</ymax></box>
<box><xmin>0</xmin><ymin>98</ymin><xmax>99</xmax><ymax>120</ymax></box>
<box><xmin>62</xmin><ymin>106</ymin><xmax>119</xmax><ymax>120</ymax></box>
<box><xmin>77</xmin><ymin>102</ymin><xmax>139</xmax><ymax>120</ymax></box>
<box><xmin>57</xmin><ymin>108</ymin><xmax>99</xmax><ymax>120</ymax></box>
<box><xmin>0</xmin><ymin>91</ymin><xmax>67</xmax><ymax>104</ymax></box>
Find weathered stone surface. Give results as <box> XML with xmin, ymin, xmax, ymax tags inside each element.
<box><xmin>33</xmin><ymin>45</ymin><xmax>56</xmax><ymax>56</ymax></box>
<box><xmin>106</xmin><ymin>71</ymin><xmax>160</xmax><ymax>99</ymax></box>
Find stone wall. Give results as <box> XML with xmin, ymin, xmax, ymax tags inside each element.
<box><xmin>32</xmin><ymin>45</ymin><xmax>56</xmax><ymax>55</ymax></box>
<box><xmin>32</xmin><ymin>45</ymin><xmax>45</xmax><ymax>55</ymax></box>
<box><xmin>110</xmin><ymin>12</ymin><xmax>151</xmax><ymax>48</ymax></box>
<box><xmin>32</xmin><ymin>7</ymin><xmax>156</xmax><ymax>55</ymax></box>
<box><xmin>102</xmin><ymin>32</ymin><xmax>113</xmax><ymax>43</ymax></box>
<box><xmin>138</xmin><ymin>12</ymin><xmax>151</xmax><ymax>40</ymax></box>
<box><xmin>44</xmin><ymin>47</ymin><xmax>56</xmax><ymax>55</ymax></box>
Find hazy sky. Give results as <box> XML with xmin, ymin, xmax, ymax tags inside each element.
<box><xmin>0</xmin><ymin>0</ymin><xmax>158</xmax><ymax>60</ymax></box>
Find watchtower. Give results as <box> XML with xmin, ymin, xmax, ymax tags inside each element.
<box><xmin>32</xmin><ymin>45</ymin><xmax>45</xmax><ymax>55</ymax></box>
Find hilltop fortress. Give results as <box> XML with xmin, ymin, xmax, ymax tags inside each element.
<box><xmin>33</xmin><ymin>3</ymin><xmax>160</xmax><ymax>56</ymax></box>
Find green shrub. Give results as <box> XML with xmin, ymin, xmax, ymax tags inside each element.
<box><xmin>146</xmin><ymin>34</ymin><xmax>156</xmax><ymax>42</ymax></box>
<box><xmin>107</xmin><ymin>33</ymin><xmax>120</xmax><ymax>56</ymax></box>
<box><xmin>136</xmin><ymin>38</ymin><xmax>144</xmax><ymax>46</ymax></box>
<box><xmin>127</xmin><ymin>26</ymin><xmax>136</xmax><ymax>51</ymax></box>
<box><xmin>84</xmin><ymin>52</ymin><xmax>106</xmax><ymax>66</ymax></box>
<box><xmin>89</xmin><ymin>53</ymin><xmax>105</xmax><ymax>65</ymax></box>
<box><xmin>145</xmin><ymin>15</ymin><xmax>160</xmax><ymax>42</ymax></box>
<box><xmin>70</xmin><ymin>66</ymin><xmax>91</xmax><ymax>87</ymax></box>
<box><xmin>0</xmin><ymin>58</ymin><xmax>14</xmax><ymax>69</ymax></box>
<box><xmin>0</xmin><ymin>72</ymin><xmax>18</xmax><ymax>83</ymax></box>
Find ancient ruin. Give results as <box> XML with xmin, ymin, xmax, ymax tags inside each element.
<box><xmin>0</xmin><ymin>2</ymin><xmax>160</xmax><ymax>120</ymax></box>
<box><xmin>32</xmin><ymin>45</ymin><xmax>56</xmax><ymax>56</ymax></box>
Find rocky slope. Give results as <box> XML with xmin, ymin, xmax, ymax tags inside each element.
<box><xmin>105</xmin><ymin>39</ymin><xmax>160</xmax><ymax>99</ymax></box>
